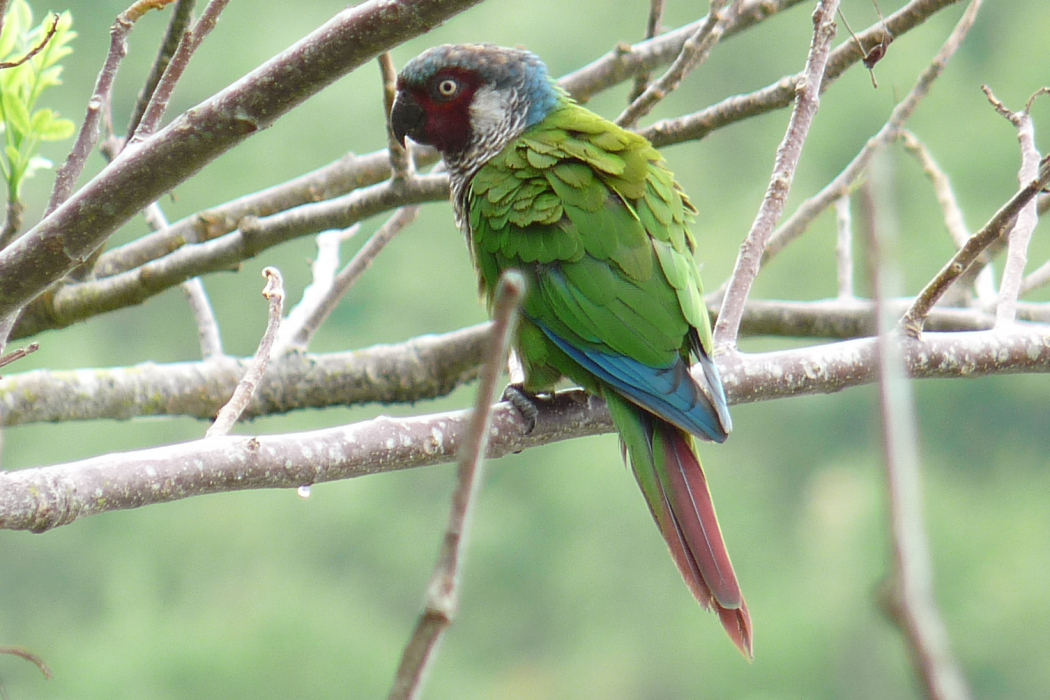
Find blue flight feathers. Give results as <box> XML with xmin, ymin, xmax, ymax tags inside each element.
<box><xmin>537</xmin><ymin>322</ymin><xmax>729</xmax><ymax>444</ymax></box>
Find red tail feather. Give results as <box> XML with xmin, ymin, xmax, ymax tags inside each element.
<box><xmin>653</xmin><ymin>423</ymin><xmax>753</xmax><ymax>658</ymax></box>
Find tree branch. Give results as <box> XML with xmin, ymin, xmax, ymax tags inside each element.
<box><xmin>0</xmin><ymin>0</ymin><xmax>487</xmax><ymax>319</ymax></box>
<box><xmin>10</xmin><ymin>174</ymin><xmax>448</xmax><ymax>340</ymax></box>
<box><xmin>715</xmin><ymin>0</ymin><xmax>841</xmax><ymax>349</ymax></box>
<box><xmin>46</xmin><ymin>0</ymin><xmax>177</xmax><ymax>215</ymax></box>
<box><xmin>387</xmin><ymin>271</ymin><xmax>522</xmax><ymax>700</ymax></box>
<box><xmin>615</xmin><ymin>0</ymin><xmax>735</xmax><ymax>129</ymax></box>
<box><xmin>206</xmin><ymin>267</ymin><xmax>284</xmax><ymax>437</ymax></box>
<box><xmin>900</xmin><ymin>154</ymin><xmax>1050</xmax><ymax>337</ymax></box>
<box><xmin>867</xmin><ymin>137</ymin><xmax>973</xmax><ymax>700</ymax></box>
<box><xmin>130</xmin><ymin>0</ymin><xmax>231</xmax><ymax>142</ymax></box>
<box><xmin>760</xmin><ymin>0</ymin><xmax>981</xmax><ymax>267</ymax></box>
<box><xmin>641</xmin><ymin>0</ymin><xmax>960</xmax><ymax>149</ymax></box>
<box><xmin>125</xmin><ymin>0</ymin><xmax>197</xmax><ymax>139</ymax></box>
<box><xmin>5</xmin><ymin>324</ymin><xmax>1050</xmax><ymax>532</ymax></box>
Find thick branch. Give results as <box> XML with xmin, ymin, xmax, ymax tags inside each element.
<box><xmin>0</xmin><ymin>324</ymin><xmax>491</xmax><ymax>426</ymax></box>
<box><xmin>715</xmin><ymin>0</ymin><xmax>841</xmax><ymax>349</ymax></box>
<box><xmin>0</xmin><ymin>0</ymin><xmax>486</xmax><ymax>318</ymax></box>
<box><xmin>4</xmin><ymin>326</ymin><xmax>1050</xmax><ymax>532</ymax></box>
<box><xmin>11</xmin><ymin>175</ymin><xmax>448</xmax><ymax>340</ymax></box>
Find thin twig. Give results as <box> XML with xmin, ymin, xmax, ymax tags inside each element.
<box><xmin>714</xmin><ymin>0</ymin><xmax>841</xmax><ymax>350</ymax></box>
<box><xmin>760</xmin><ymin>0</ymin><xmax>983</xmax><ymax>267</ymax></box>
<box><xmin>835</xmin><ymin>195</ymin><xmax>854</xmax><ymax>299</ymax></box>
<box><xmin>130</xmin><ymin>0</ymin><xmax>231</xmax><ymax>143</ymax></box>
<box><xmin>182</xmin><ymin>277</ymin><xmax>223</xmax><ymax>359</ymax></box>
<box><xmin>205</xmin><ymin>267</ymin><xmax>284</xmax><ymax>437</ymax></box>
<box><xmin>900</xmin><ymin>155</ymin><xmax>1050</xmax><ymax>337</ymax></box>
<box><xmin>1019</xmin><ymin>259</ymin><xmax>1050</xmax><ymax>297</ymax></box>
<box><xmin>0</xmin><ymin>12</ymin><xmax>58</xmax><ymax>69</ymax></box>
<box><xmin>380</xmin><ymin>52</ymin><xmax>412</xmax><ymax>180</ymax></box>
<box><xmin>626</xmin><ymin>0</ymin><xmax>666</xmax><ymax>102</ymax></box>
<box><xmin>899</xmin><ymin>131</ymin><xmax>969</xmax><ymax>249</ymax></box>
<box><xmin>125</xmin><ymin>0</ymin><xmax>197</xmax><ymax>140</ymax></box>
<box><xmin>866</xmin><ymin>153</ymin><xmax>973</xmax><ymax>700</ymax></box>
<box><xmin>46</xmin><ymin>0</ymin><xmax>178</xmax><ymax>215</ymax></box>
<box><xmin>0</xmin><ymin>341</ymin><xmax>38</xmax><ymax>371</ymax></box>
<box><xmin>273</xmin><ymin>224</ymin><xmax>360</xmax><ymax>356</ymax></box>
<box><xmin>641</xmin><ymin>0</ymin><xmax>957</xmax><ymax>148</ymax></box>
<box><xmin>616</xmin><ymin>0</ymin><xmax>737</xmax><ymax>129</ymax></box>
<box><xmin>386</xmin><ymin>271</ymin><xmax>524</xmax><ymax>700</ymax></box>
<box><xmin>899</xmin><ymin>128</ymin><xmax>997</xmax><ymax>305</ymax></box>
<box><xmin>985</xmin><ymin>85</ymin><xmax>1047</xmax><ymax>328</ymax></box>
<box><xmin>277</xmin><ymin>205</ymin><xmax>419</xmax><ymax>354</ymax></box>
<box><xmin>0</xmin><ymin>646</ymin><xmax>52</xmax><ymax>680</ymax></box>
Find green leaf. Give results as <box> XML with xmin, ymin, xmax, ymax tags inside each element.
<box><xmin>2</xmin><ymin>90</ymin><xmax>32</xmax><ymax>139</ymax></box>
<box><xmin>37</xmin><ymin>114</ymin><xmax>74</xmax><ymax>141</ymax></box>
<box><xmin>0</xmin><ymin>1</ymin><xmax>33</xmax><ymax>61</ymax></box>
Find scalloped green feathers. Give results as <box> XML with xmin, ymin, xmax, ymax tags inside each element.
<box><xmin>469</xmin><ymin>99</ymin><xmax>711</xmax><ymax>384</ymax></box>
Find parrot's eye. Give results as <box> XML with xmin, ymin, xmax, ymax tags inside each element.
<box><xmin>436</xmin><ymin>78</ymin><xmax>459</xmax><ymax>99</ymax></box>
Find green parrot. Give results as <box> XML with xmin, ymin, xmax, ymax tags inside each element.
<box><xmin>391</xmin><ymin>44</ymin><xmax>751</xmax><ymax>657</ymax></box>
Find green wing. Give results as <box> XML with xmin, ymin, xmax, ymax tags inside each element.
<box><xmin>468</xmin><ymin>99</ymin><xmax>726</xmax><ymax>437</ymax></box>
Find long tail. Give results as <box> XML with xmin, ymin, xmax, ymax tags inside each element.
<box><xmin>606</xmin><ymin>391</ymin><xmax>753</xmax><ymax>658</ymax></box>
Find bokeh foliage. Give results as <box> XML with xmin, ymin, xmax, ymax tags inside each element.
<box><xmin>1</xmin><ymin>1</ymin><xmax>1048</xmax><ymax>698</ymax></box>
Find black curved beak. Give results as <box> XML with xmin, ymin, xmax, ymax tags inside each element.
<box><xmin>390</xmin><ymin>90</ymin><xmax>427</xmax><ymax>147</ymax></box>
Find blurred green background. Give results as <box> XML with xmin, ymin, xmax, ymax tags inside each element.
<box><xmin>2</xmin><ymin>0</ymin><xmax>1049</xmax><ymax>698</ymax></box>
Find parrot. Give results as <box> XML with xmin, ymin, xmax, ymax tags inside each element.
<box><xmin>391</xmin><ymin>44</ymin><xmax>751</xmax><ymax>657</ymax></box>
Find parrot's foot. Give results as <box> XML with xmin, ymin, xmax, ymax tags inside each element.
<box><xmin>501</xmin><ymin>384</ymin><xmax>541</xmax><ymax>434</ymax></box>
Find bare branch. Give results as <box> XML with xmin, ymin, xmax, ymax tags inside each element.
<box><xmin>131</xmin><ymin>0</ymin><xmax>232</xmax><ymax>142</ymax></box>
<box><xmin>11</xmin><ymin>174</ymin><xmax>448</xmax><ymax>340</ymax></box>
<box><xmin>625</xmin><ymin>0</ymin><xmax>666</xmax><ymax>102</ymax></box>
<box><xmin>867</xmin><ymin>149</ymin><xmax>973</xmax><ymax>700</ymax></box>
<box><xmin>1020</xmin><ymin>260</ymin><xmax>1050</xmax><ymax>297</ymax></box>
<box><xmin>761</xmin><ymin>0</ymin><xmax>982</xmax><ymax>266</ymax></box>
<box><xmin>125</xmin><ymin>0</ymin><xmax>197</xmax><ymax>139</ymax></box>
<box><xmin>380</xmin><ymin>52</ymin><xmax>413</xmax><ymax>180</ymax></box>
<box><xmin>387</xmin><ymin>271</ymin><xmax>523</xmax><ymax>700</ymax></box>
<box><xmin>561</xmin><ymin>0</ymin><xmax>808</xmax><ymax>103</ymax></box>
<box><xmin>900</xmin><ymin>155</ymin><xmax>1050</xmax><ymax>337</ymax></box>
<box><xmin>276</xmin><ymin>206</ymin><xmax>420</xmax><ymax>354</ymax></box>
<box><xmin>92</xmin><ymin>150</ymin><xmax>405</xmax><ymax>279</ymax></box>
<box><xmin>900</xmin><ymin>131</ymin><xmax>969</xmax><ymax>249</ymax></box>
<box><xmin>641</xmin><ymin>0</ymin><xmax>960</xmax><ymax>148</ymax></box>
<box><xmin>273</xmin><ymin>224</ymin><xmax>361</xmax><ymax>355</ymax></box>
<box><xmin>0</xmin><ymin>646</ymin><xmax>52</xmax><ymax>680</ymax></box>
<box><xmin>0</xmin><ymin>0</ymin><xmax>487</xmax><ymax>320</ymax></box>
<box><xmin>182</xmin><ymin>277</ymin><xmax>224</xmax><ymax>359</ymax></box>
<box><xmin>0</xmin><ymin>11</ymin><xmax>57</xmax><ymax>69</ymax></box>
<box><xmin>984</xmin><ymin>85</ymin><xmax>1046</xmax><ymax>328</ymax></box>
<box><xmin>615</xmin><ymin>0</ymin><xmax>735</xmax><ymax>129</ymax></box>
<box><xmin>47</xmin><ymin>0</ymin><xmax>177</xmax><ymax>215</ymax></box>
<box><xmin>6</xmin><ymin>324</ymin><xmax>1050</xmax><ymax>531</ymax></box>
<box><xmin>0</xmin><ymin>324</ymin><xmax>491</xmax><ymax>426</ymax></box>
<box><xmin>0</xmin><ymin>200</ymin><xmax>24</xmax><ymax>249</ymax></box>
<box><xmin>206</xmin><ymin>267</ymin><xmax>284</xmax><ymax>437</ymax></box>
<box><xmin>714</xmin><ymin>0</ymin><xmax>841</xmax><ymax>350</ymax></box>
<box><xmin>0</xmin><ymin>341</ymin><xmax>38</xmax><ymax>371</ymax></box>
<box><xmin>1</xmin><ymin>295</ymin><xmax>1029</xmax><ymax>426</ymax></box>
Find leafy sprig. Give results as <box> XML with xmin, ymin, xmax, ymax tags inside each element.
<box><xmin>0</xmin><ymin>0</ymin><xmax>75</xmax><ymax>237</ymax></box>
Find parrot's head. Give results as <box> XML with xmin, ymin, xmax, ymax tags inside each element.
<box><xmin>391</xmin><ymin>44</ymin><xmax>561</xmax><ymax>166</ymax></box>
